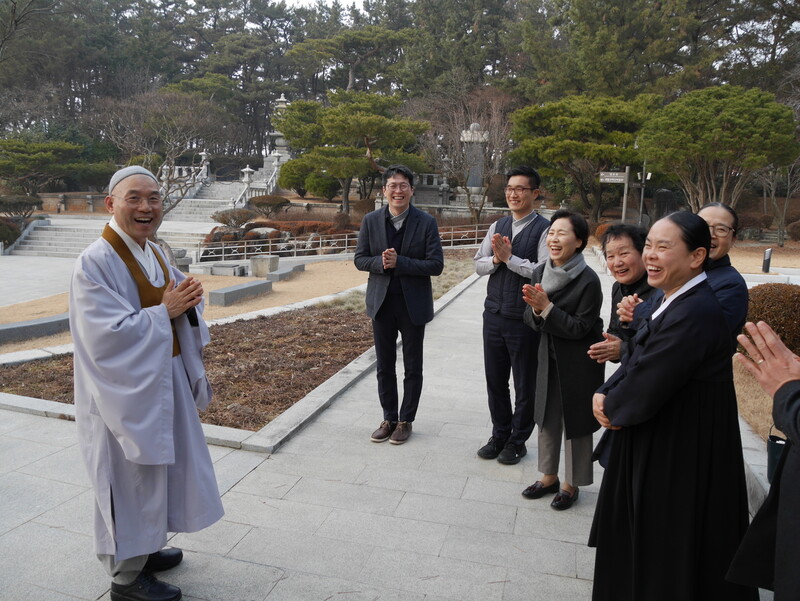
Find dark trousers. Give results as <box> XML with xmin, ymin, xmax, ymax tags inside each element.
<box><xmin>373</xmin><ymin>292</ymin><xmax>426</xmax><ymax>423</ymax></box>
<box><xmin>483</xmin><ymin>310</ymin><xmax>539</xmax><ymax>445</ymax></box>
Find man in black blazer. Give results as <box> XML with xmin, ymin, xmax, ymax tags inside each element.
<box><xmin>355</xmin><ymin>165</ymin><xmax>444</xmax><ymax>445</ymax></box>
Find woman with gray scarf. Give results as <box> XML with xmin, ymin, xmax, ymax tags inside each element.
<box><xmin>521</xmin><ymin>210</ymin><xmax>605</xmax><ymax>510</ymax></box>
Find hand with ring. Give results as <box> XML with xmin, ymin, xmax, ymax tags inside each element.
<box><xmin>735</xmin><ymin>321</ymin><xmax>800</xmax><ymax>397</ymax></box>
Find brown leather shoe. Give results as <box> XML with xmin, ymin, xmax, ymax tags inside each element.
<box><xmin>370</xmin><ymin>420</ymin><xmax>397</xmax><ymax>442</ymax></box>
<box><xmin>389</xmin><ymin>421</ymin><xmax>412</xmax><ymax>445</ymax></box>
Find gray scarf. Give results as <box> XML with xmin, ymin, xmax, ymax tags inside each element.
<box><xmin>540</xmin><ymin>252</ymin><xmax>587</xmax><ymax>295</ymax></box>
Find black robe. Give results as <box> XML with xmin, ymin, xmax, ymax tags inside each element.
<box><xmin>589</xmin><ymin>280</ymin><xmax>757</xmax><ymax>601</ymax></box>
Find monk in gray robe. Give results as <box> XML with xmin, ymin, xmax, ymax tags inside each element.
<box><xmin>70</xmin><ymin>166</ymin><xmax>224</xmax><ymax>601</ymax></box>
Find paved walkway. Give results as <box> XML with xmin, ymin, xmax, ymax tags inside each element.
<box><xmin>0</xmin><ymin>248</ymin><xmax>772</xmax><ymax>601</ymax></box>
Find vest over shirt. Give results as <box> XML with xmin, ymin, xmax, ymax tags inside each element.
<box><xmin>484</xmin><ymin>215</ymin><xmax>549</xmax><ymax>320</ymax></box>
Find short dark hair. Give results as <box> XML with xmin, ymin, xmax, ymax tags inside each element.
<box><xmin>663</xmin><ymin>210</ymin><xmax>711</xmax><ymax>269</ymax></box>
<box><xmin>506</xmin><ymin>165</ymin><xmax>541</xmax><ymax>190</ymax></box>
<box><xmin>550</xmin><ymin>209</ymin><xmax>589</xmax><ymax>253</ymax></box>
<box><xmin>699</xmin><ymin>202</ymin><xmax>739</xmax><ymax>237</ymax></box>
<box><xmin>382</xmin><ymin>164</ymin><xmax>414</xmax><ymax>188</ymax></box>
<box><xmin>602</xmin><ymin>223</ymin><xmax>647</xmax><ymax>255</ymax></box>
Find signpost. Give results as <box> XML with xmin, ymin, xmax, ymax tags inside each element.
<box><xmin>599</xmin><ymin>171</ymin><xmax>627</xmax><ymax>184</ymax></box>
<box><xmin>600</xmin><ymin>169</ymin><xmax>632</xmax><ymax>222</ymax></box>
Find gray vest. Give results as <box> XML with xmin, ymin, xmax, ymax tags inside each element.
<box><xmin>484</xmin><ymin>215</ymin><xmax>548</xmax><ymax>320</ymax></box>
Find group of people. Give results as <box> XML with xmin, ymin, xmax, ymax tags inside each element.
<box><xmin>70</xmin><ymin>163</ymin><xmax>796</xmax><ymax>601</ymax></box>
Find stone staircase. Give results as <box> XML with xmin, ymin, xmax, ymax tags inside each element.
<box><xmin>162</xmin><ymin>163</ymin><xmax>280</xmax><ymax>223</ymax></box>
<box><xmin>10</xmin><ymin>222</ymin><xmax>209</xmax><ymax>259</ymax></box>
<box><xmin>162</xmin><ymin>180</ymin><xmax>244</xmax><ymax>223</ymax></box>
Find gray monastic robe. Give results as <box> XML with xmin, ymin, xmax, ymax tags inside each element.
<box><xmin>70</xmin><ymin>231</ymin><xmax>224</xmax><ymax>561</ymax></box>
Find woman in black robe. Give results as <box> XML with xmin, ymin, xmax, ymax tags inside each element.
<box><xmin>589</xmin><ymin>211</ymin><xmax>757</xmax><ymax>601</ymax></box>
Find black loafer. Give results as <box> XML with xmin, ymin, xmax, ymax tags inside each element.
<box><xmin>110</xmin><ymin>571</ymin><xmax>181</xmax><ymax>601</ymax></box>
<box><xmin>521</xmin><ymin>479</ymin><xmax>560</xmax><ymax>499</ymax></box>
<box><xmin>143</xmin><ymin>548</ymin><xmax>183</xmax><ymax>572</ymax></box>
<box><xmin>550</xmin><ymin>487</ymin><xmax>579</xmax><ymax>510</ymax></box>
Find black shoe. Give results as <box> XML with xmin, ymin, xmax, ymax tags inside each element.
<box><xmin>477</xmin><ymin>437</ymin><xmax>507</xmax><ymax>459</ymax></box>
<box><xmin>551</xmin><ymin>487</ymin><xmax>579</xmax><ymax>511</ymax></box>
<box><xmin>110</xmin><ymin>571</ymin><xmax>181</xmax><ymax>601</ymax></box>
<box><xmin>144</xmin><ymin>548</ymin><xmax>183</xmax><ymax>572</ymax></box>
<box><xmin>497</xmin><ymin>442</ymin><xmax>526</xmax><ymax>465</ymax></box>
<box><xmin>521</xmin><ymin>479</ymin><xmax>560</xmax><ymax>499</ymax></box>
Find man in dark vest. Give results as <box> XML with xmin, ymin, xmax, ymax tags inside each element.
<box><xmin>474</xmin><ymin>166</ymin><xmax>550</xmax><ymax>464</ymax></box>
<box><xmin>355</xmin><ymin>165</ymin><xmax>444</xmax><ymax>445</ymax></box>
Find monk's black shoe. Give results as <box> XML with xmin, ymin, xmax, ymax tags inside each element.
<box><xmin>144</xmin><ymin>548</ymin><xmax>183</xmax><ymax>572</ymax></box>
<box><xmin>110</xmin><ymin>571</ymin><xmax>181</xmax><ymax>601</ymax></box>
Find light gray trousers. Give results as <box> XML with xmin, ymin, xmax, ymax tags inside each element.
<box><xmin>537</xmin><ymin>393</ymin><xmax>594</xmax><ymax>487</ymax></box>
<box><xmin>98</xmin><ymin>554</ymin><xmax>148</xmax><ymax>585</ymax></box>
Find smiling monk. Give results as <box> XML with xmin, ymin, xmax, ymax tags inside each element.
<box><xmin>69</xmin><ymin>166</ymin><xmax>224</xmax><ymax>601</ymax></box>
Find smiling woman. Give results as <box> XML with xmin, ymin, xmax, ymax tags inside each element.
<box><xmin>521</xmin><ymin>209</ymin><xmax>604</xmax><ymax>511</ymax></box>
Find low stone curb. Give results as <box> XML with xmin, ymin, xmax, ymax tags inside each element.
<box><xmin>0</xmin><ymin>313</ymin><xmax>71</xmax><ymax>344</ymax></box>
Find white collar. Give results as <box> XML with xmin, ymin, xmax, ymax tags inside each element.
<box><xmin>108</xmin><ymin>217</ymin><xmax>158</xmax><ymax>281</ymax></box>
<box><xmin>651</xmin><ymin>272</ymin><xmax>707</xmax><ymax>320</ymax></box>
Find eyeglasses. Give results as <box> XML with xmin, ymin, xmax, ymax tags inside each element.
<box><xmin>504</xmin><ymin>186</ymin><xmax>533</xmax><ymax>195</ymax></box>
<box><xmin>385</xmin><ymin>183</ymin><xmax>410</xmax><ymax>191</ymax></box>
<box><xmin>708</xmin><ymin>224</ymin><xmax>734</xmax><ymax>237</ymax></box>
<box><xmin>115</xmin><ymin>194</ymin><xmax>162</xmax><ymax>207</ymax></box>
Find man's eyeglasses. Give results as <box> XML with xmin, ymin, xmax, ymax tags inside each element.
<box><xmin>709</xmin><ymin>224</ymin><xmax>734</xmax><ymax>237</ymax></box>
<box><xmin>385</xmin><ymin>183</ymin><xmax>411</xmax><ymax>191</ymax></box>
<box><xmin>504</xmin><ymin>186</ymin><xmax>533</xmax><ymax>195</ymax></box>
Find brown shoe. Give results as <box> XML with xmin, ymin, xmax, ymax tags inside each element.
<box><xmin>370</xmin><ymin>420</ymin><xmax>397</xmax><ymax>442</ymax></box>
<box><xmin>389</xmin><ymin>421</ymin><xmax>412</xmax><ymax>445</ymax></box>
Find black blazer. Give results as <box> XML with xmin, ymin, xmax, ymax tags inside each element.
<box><xmin>354</xmin><ymin>204</ymin><xmax>444</xmax><ymax>326</ymax></box>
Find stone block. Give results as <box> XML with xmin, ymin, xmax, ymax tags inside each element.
<box><xmin>250</xmin><ymin>254</ymin><xmax>279</xmax><ymax>277</ymax></box>
<box><xmin>266</xmin><ymin>263</ymin><xmax>305</xmax><ymax>282</ymax></box>
<box><xmin>172</xmin><ymin>247</ymin><xmax>187</xmax><ymax>259</ymax></box>
<box><xmin>211</xmin><ymin>262</ymin><xmax>246</xmax><ymax>276</ymax></box>
<box><xmin>208</xmin><ymin>280</ymin><xmax>271</xmax><ymax>306</ymax></box>
<box><xmin>188</xmin><ymin>263</ymin><xmax>214</xmax><ymax>275</ymax></box>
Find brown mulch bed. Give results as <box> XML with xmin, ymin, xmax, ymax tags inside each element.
<box><xmin>0</xmin><ymin>307</ymin><xmax>373</xmax><ymax>431</ymax></box>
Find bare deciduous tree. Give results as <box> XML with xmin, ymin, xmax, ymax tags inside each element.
<box><xmin>406</xmin><ymin>75</ymin><xmax>516</xmax><ymax>223</ymax></box>
<box><xmin>0</xmin><ymin>0</ymin><xmax>54</xmax><ymax>63</ymax></box>
<box><xmin>91</xmin><ymin>90</ymin><xmax>231</xmax><ymax>216</ymax></box>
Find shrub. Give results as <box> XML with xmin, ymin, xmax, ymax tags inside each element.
<box><xmin>787</xmin><ymin>220</ymin><xmax>800</xmax><ymax>241</ymax></box>
<box><xmin>211</xmin><ymin>208</ymin><xmax>257</xmax><ymax>227</ymax></box>
<box><xmin>746</xmin><ymin>283</ymin><xmax>800</xmax><ymax>354</ymax></box>
<box><xmin>249</xmin><ymin>195</ymin><xmax>290</xmax><ymax>217</ymax></box>
<box><xmin>242</xmin><ymin>230</ymin><xmax>264</xmax><ymax>241</ymax></box>
<box><xmin>333</xmin><ymin>212</ymin><xmax>351</xmax><ymax>230</ymax></box>
<box><xmin>277</xmin><ymin>158</ymin><xmax>312</xmax><ymax>198</ymax></box>
<box><xmin>220</xmin><ymin>233</ymin><xmax>239</xmax><ymax>242</ymax></box>
<box><xmin>594</xmin><ymin>223</ymin><xmax>611</xmax><ymax>242</ymax></box>
<box><xmin>0</xmin><ymin>195</ymin><xmax>42</xmax><ymax>220</ymax></box>
<box><xmin>0</xmin><ymin>216</ymin><xmax>21</xmax><ymax>246</ymax></box>
<box><xmin>305</xmin><ymin>172</ymin><xmax>341</xmax><ymax>201</ymax></box>
<box><xmin>737</xmin><ymin>212</ymin><xmax>763</xmax><ymax>230</ymax></box>
<box><xmin>760</xmin><ymin>213</ymin><xmax>774</xmax><ymax>228</ymax></box>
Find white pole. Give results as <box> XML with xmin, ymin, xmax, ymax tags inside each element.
<box><xmin>621</xmin><ymin>165</ymin><xmax>631</xmax><ymax>223</ymax></box>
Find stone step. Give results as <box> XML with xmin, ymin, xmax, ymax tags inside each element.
<box><xmin>10</xmin><ymin>221</ymin><xmax>208</xmax><ymax>257</ymax></box>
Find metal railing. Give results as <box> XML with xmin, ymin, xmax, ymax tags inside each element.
<box><xmin>196</xmin><ymin>223</ymin><xmax>493</xmax><ymax>262</ymax></box>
